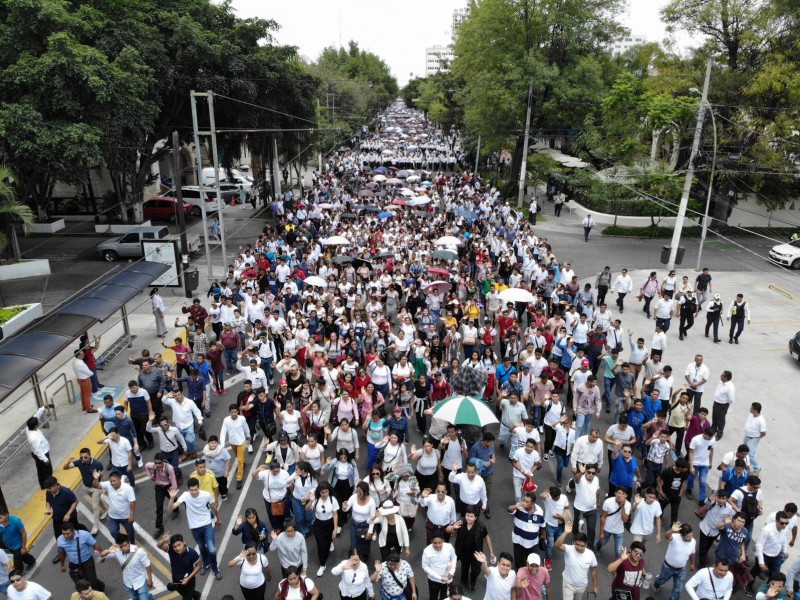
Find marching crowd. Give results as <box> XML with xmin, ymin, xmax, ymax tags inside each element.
<box><xmin>2</xmin><ymin>104</ymin><xmax>793</xmax><ymax>600</ymax></box>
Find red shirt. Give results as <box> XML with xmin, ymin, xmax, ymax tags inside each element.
<box><xmin>497</xmin><ymin>316</ymin><xmax>515</xmax><ymax>338</ymax></box>
<box><xmin>611</xmin><ymin>557</ymin><xmax>645</xmax><ymax>600</ymax></box>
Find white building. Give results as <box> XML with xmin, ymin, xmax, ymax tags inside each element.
<box><xmin>425</xmin><ymin>45</ymin><xmax>455</xmax><ymax>76</ymax></box>
<box><xmin>609</xmin><ymin>33</ymin><xmax>648</xmax><ymax>56</ymax></box>
<box><xmin>451</xmin><ymin>7</ymin><xmax>471</xmax><ymax>43</ymax></box>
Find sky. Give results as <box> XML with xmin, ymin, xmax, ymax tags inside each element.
<box><xmin>231</xmin><ymin>0</ymin><xmax>678</xmax><ymax>86</ymax></box>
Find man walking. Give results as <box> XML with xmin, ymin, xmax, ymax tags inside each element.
<box><xmin>219</xmin><ymin>404</ymin><xmax>251</xmax><ymax>491</ymax></box>
<box><xmin>612</xmin><ymin>269</ymin><xmax>633</xmax><ymax>314</ymax></box>
<box><xmin>711</xmin><ymin>371</ymin><xmax>735</xmax><ymax>440</ymax></box>
<box><xmin>582</xmin><ymin>214</ymin><xmax>594</xmax><ymax>242</ymax></box>
<box><xmin>145</xmin><ymin>453</ymin><xmax>179</xmax><ymax>539</ymax></box>
<box><xmin>555</xmin><ymin>522</ymin><xmax>598</xmax><ymax>600</ymax></box>
<box><xmin>101</xmin><ymin>534</ymin><xmax>154</xmax><ymax>600</ymax></box>
<box><xmin>94</xmin><ymin>470</ymin><xmax>136</xmax><ymax>543</ymax></box>
<box><xmin>150</xmin><ymin>288</ymin><xmax>167</xmax><ymax>339</ymax></box>
<box><xmin>168</xmin><ymin>479</ymin><xmax>222</xmax><ymax>581</ymax></box>
<box><xmin>0</xmin><ymin>508</ymin><xmax>36</xmax><ymax>573</ymax></box>
<box><xmin>727</xmin><ymin>293</ymin><xmax>751</xmax><ymax>344</ymax></box>
<box><xmin>743</xmin><ymin>402</ymin><xmax>767</xmax><ymax>475</ymax></box>
<box><xmin>704</xmin><ymin>293</ymin><xmax>724</xmax><ymax>342</ymax></box>
<box><xmin>63</xmin><ymin>449</ymin><xmax>108</xmax><ymax>535</ymax></box>
<box><xmin>652</xmin><ymin>522</ymin><xmax>696</xmax><ymax>600</ymax></box>
<box><xmin>26</xmin><ymin>405</ymin><xmax>54</xmax><ymax>489</ymax></box>
<box><xmin>56</xmin><ymin>522</ymin><xmax>105</xmax><ymax>592</ymax></box>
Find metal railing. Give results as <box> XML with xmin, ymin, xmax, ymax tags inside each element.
<box><xmin>44</xmin><ymin>372</ymin><xmax>75</xmax><ymax>406</ymax></box>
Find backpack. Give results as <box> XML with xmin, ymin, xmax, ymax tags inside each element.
<box><xmin>739</xmin><ymin>487</ymin><xmax>760</xmax><ymax>522</ymax></box>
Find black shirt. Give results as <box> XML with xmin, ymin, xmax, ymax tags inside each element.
<box><xmin>71</xmin><ymin>458</ymin><xmax>105</xmax><ymax>488</ymax></box>
<box><xmin>659</xmin><ymin>467</ymin><xmax>688</xmax><ymax>497</ymax></box>
<box><xmin>46</xmin><ymin>487</ymin><xmax>78</xmax><ymax>518</ymax></box>
<box><xmin>168</xmin><ymin>546</ymin><xmax>201</xmax><ymax>582</ymax></box>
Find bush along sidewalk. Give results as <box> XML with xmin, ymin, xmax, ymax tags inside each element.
<box><xmin>602</xmin><ymin>225</ymin><xmax>703</xmax><ymax>238</ymax></box>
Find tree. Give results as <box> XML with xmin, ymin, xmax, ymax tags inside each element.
<box><xmin>0</xmin><ymin>165</ymin><xmax>34</xmax><ymax>260</ymax></box>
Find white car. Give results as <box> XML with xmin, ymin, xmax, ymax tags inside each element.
<box><xmin>768</xmin><ymin>239</ymin><xmax>800</xmax><ymax>270</ymax></box>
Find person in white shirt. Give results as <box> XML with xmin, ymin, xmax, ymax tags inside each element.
<box><xmin>742</xmin><ymin>402</ymin><xmax>767</xmax><ymax>474</ymax></box>
<box><xmin>93</xmin><ymin>470</ymin><xmax>136</xmax><ymax>544</ymax></box>
<box><xmin>651</xmin><ymin>324</ymin><xmax>668</xmax><ymax>360</ymax></box>
<box><xmin>711</xmin><ymin>371</ymin><xmax>735</xmax><ymax>440</ymax></box>
<box><xmin>572</xmin><ymin>463</ymin><xmax>602</xmax><ymax>548</ymax></box>
<box><xmin>101</xmin><ymin>536</ymin><xmax>154</xmax><ymax>598</ymax></box>
<box><xmin>73</xmin><ymin>349</ymin><xmax>97</xmax><ymax>413</ymax></box>
<box><xmin>476</xmin><ymin>551</ymin><xmax>515</xmax><ymax>600</ymax></box>
<box><xmin>612</xmin><ymin>269</ymin><xmax>633</xmax><ymax>313</ymax></box>
<box><xmin>684</xmin><ymin>559</ymin><xmax>734</xmax><ymax>600</ymax></box>
<box><xmin>684</xmin><ymin>354</ymin><xmax>710</xmax><ymax>415</ymax></box>
<box><xmin>26</xmin><ymin>406</ymin><xmax>54</xmax><ymax>490</ymax></box>
<box><xmin>417</xmin><ymin>484</ymin><xmax>458</xmax><ymax>544</ymax></box>
<box><xmin>686</xmin><ymin>427</ymin><xmax>716</xmax><ymax>502</ymax></box>
<box><xmin>448</xmin><ymin>462</ymin><xmax>488</xmax><ymax>516</ymax></box>
<box><xmin>747</xmin><ymin>510</ymin><xmax>790</xmax><ymax>594</ymax></box>
<box><xmin>596</xmin><ymin>489</ymin><xmax>631</xmax><ymax>558</ymax></box>
<box><xmin>219</xmin><ymin>404</ymin><xmax>251</xmax><ymax>489</ymax></box>
<box><xmin>236</xmin><ymin>356</ymin><xmax>269</xmax><ymax>393</ymax></box>
<box><xmin>330</xmin><ymin>548</ymin><xmax>371</xmax><ymax>600</ymax></box>
<box><xmin>654</xmin><ymin>292</ymin><xmax>675</xmax><ymax>333</ymax></box>
<box><xmin>226</xmin><ymin>542</ymin><xmax>271</xmax><ymax>596</ymax></box>
<box><xmin>5</xmin><ymin>573</ymin><xmax>53</xmax><ymax>600</ymax></box>
<box><xmin>630</xmin><ymin>487</ymin><xmax>663</xmax><ymax>543</ymax></box>
<box><xmin>540</xmin><ymin>486</ymin><xmax>570</xmax><ymax>571</ymax></box>
<box><xmin>162</xmin><ymin>390</ymin><xmax>203</xmax><ymax>457</ymax></box>
<box><xmin>421</xmin><ymin>529</ymin><xmax>456</xmax><ymax>600</ymax></box>
<box><xmin>168</xmin><ymin>478</ymin><xmax>222</xmax><ymax>580</ymax></box>
<box><xmin>511</xmin><ymin>440</ymin><xmax>541</xmax><ymax>502</ymax></box>
<box><xmin>653</xmin><ymin>522</ymin><xmax>697</xmax><ymax>599</ymax></box>
<box><xmin>556</xmin><ymin>521</ymin><xmax>598</xmax><ymax>600</ymax></box>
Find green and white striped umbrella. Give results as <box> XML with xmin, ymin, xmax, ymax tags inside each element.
<box><xmin>432</xmin><ymin>395</ymin><xmax>499</xmax><ymax>427</ymax></box>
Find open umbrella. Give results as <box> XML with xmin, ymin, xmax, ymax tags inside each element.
<box><xmin>365</xmin><ymin>182</ymin><xmax>379</xmax><ymax>190</ymax></box>
<box><xmin>406</xmin><ymin>174</ymin><xmax>421</xmax><ymax>182</ymax></box>
<box><xmin>427</xmin><ymin>267</ymin><xmax>451</xmax><ymax>277</ymax></box>
<box><xmin>331</xmin><ymin>255</ymin><xmax>354</xmax><ymax>263</ymax></box>
<box><xmin>424</xmin><ymin>281</ymin><xmax>451</xmax><ymax>295</ymax></box>
<box><xmin>304</xmin><ymin>275</ymin><xmax>327</xmax><ymax>287</ymax></box>
<box><xmin>374</xmin><ymin>166</ymin><xmax>387</xmax><ymax>173</ymax></box>
<box><xmin>373</xmin><ymin>251</ymin><xmax>394</xmax><ymax>259</ymax></box>
<box><xmin>432</xmin><ymin>249</ymin><xmax>458</xmax><ymax>261</ymax></box>
<box><xmin>323</xmin><ymin>235</ymin><xmax>350</xmax><ymax>245</ymax></box>
<box><xmin>397</xmin><ymin>170</ymin><xmax>412</xmax><ymax>178</ymax></box>
<box><xmin>400</xmin><ymin>189</ymin><xmax>415</xmax><ymax>197</ymax></box>
<box><xmin>386</xmin><ymin>178</ymin><xmax>403</xmax><ymax>185</ymax></box>
<box><xmin>359</xmin><ymin>189</ymin><xmax>376</xmax><ymax>197</ymax></box>
<box><xmin>435</xmin><ymin>235</ymin><xmax>461</xmax><ymax>246</ymax></box>
<box><xmin>354</xmin><ymin>204</ymin><xmax>371</xmax><ymax>210</ymax></box>
<box><xmin>391</xmin><ymin>199</ymin><xmax>407</xmax><ymax>206</ymax></box>
<box><xmin>352</xmin><ymin>257</ymin><xmax>373</xmax><ymax>270</ymax></box>
<box><xmin>408</xmin><ymin>197</ymin><xmax>430</xmax><ymax>206</ymax></box>
<box><xmin>372</xmin><ymin>174</ymin><xmax>387</xmax><ymax>182</ymax></box>
<box><xmin>422</xmin><ymin>181</ymin><xmax>433</xmax><ymax>187</ymax></box>
<box><xmin>365</xmin><ymin>206</ymin><xmax>382</xmax><ymax>212</ymax></box>
<box><xmin>376</xmin><ymin>212</ymin><xmax>393</xmax><ymax>219</ymax></box>
<box><xmin>341</xmin><ymin>213</ymin><xmax>358</xmax><ymax>220</ymax></box>
<box><xmin>498</xmin><ymin>288</ymin><xmax>536</xmax><ymax>304</ymax></box>
<box><xmin>317</xmin><ymin>203</ymin><xmax>333</xmax><ymax>209</ymax></box>
<box><xmin>461</xmin><ymin>210</ymin><xmax>479</xmax><ymax>220</ymax></box>
<box><xmin>432</xmin><ymin>395</ymin><xmax>497</xmax><ymax>427</ymax></box>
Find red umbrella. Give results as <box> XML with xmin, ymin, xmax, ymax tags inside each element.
<box><xmin>392</xmin><ymin>199</ymin><xmax>407</xmax><ymax>206</ymax></box>
<box><xmin>427</xmin><ymin>267</ymin><xmax>450</xmax><ymax>276</ymax></box>
<box><xmin>424</xmin><ymin>281</ymin><xmax>451</xmax><ymax>294</ymax></box>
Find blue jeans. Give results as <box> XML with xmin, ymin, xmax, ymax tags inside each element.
<box><xmin>224</xmin><ymin>347</ymin><xmax>238</xmax><ymax>373</ymax></box>
<box><xmin>124</xmin><ymin>584</ymin><xmax>154</xmax><ymax>600</ymax></box>
<box><xmin>545</xmin><ymin>523</ymin><xmax>563</xmax><ymax>558</ymax></box>
<box><xmin>555</xmin><ymin>452</ymin><xmax>571</xmax><ymax>482</ymax></box>
<box><xmin>604</xmin><ymin>377</ymin><xmax>614</xmax><ymax>407</ymax></box>
<box><xmin>109</xmin><ymin>518</ymin><xmax>136</xmax><ymax>544</ymax></box>
<box><xmin>744</xmin><ymin>436</ymin><xmax>762</xmax><ymax>472</ymax></box>
<box><xmin>687</xmin><ymin>464</ymin><xmax>711</xmax><ymax>501</ymax></box>
<box><xmin>291</xmin><ymin>496</ymin><xmax>312</xmax><ymax>536</ymax></box>
<box><xmin>191</xmin><ymin>523</ymin><xmax>218</xmax><ymax>571</ymax></box>
<box><xmin>349</xmin><ymin>518</ymin><xmax>372</xmax><ymax>559</ymax></box>
<box><xmin>180</xmin><ymin>426</ymin><xmax>197</xmax><ymax>454</ymax></box>
<box><xmin>374</xmin><ymin>383</ymin><xmax>389</xmax><ymax>400</ymax></box>
<box><xmin>654</xmin><ymin>561</ymin><xmax>686</xmax><ymax>600</ymax></box>
<box><xmin>597</xmin><ymin>530</ymin><xmax>623</xmax><ymax>557</ymax></box>
<box><xmin>163</xmin><ymin>448</ymin><xmax>182</xmax><ymax>480</ymax></box>
<box><xmin>260</xmin><ymin>357</ymin><xmax>274</xmax><ymax>383</ymax></box>
<box><xmin>576</xmin><ymin>413</ymin><xmax>593</xmax><ymax>438</ymax></box>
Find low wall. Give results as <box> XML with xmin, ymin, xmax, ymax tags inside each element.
<box><xmin>567</xmin><ymin>199</ymin><xmax>700</xmax><ymax>228</ymax></box>
<box><xmin>94</xmin><ymin>220</ymin><xmax>152</xmax><ymax>234</ymax></box>
<box><xmin>0</xmin><ymin>259</ymin><xmax>51</xmax><ymax>281</ymax></box>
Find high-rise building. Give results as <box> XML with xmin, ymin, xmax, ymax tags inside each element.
<box><xmin>451</xmin><ymin>6</ymin><xmax>471</xmax><ymax>43</ymax></box>
<box><xmin>425</xmin><ymin>45</ymin><xmax>455</xmax><ymax>76</ymax></box>
<box><xmin>609</xmin><ymin>33</ymin><xmax>648</xmax><ymax>56</ymax></box>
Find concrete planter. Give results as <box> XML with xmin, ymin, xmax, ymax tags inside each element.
<box><xmin>0</xmin><ymin>303</ymin><xmax>43</xmax><ymax>340</ymax></box>
<box><xmin>30</xmin><ymin>219</ymin><xmax>65</xmax><ymax>234</ymax></box>
<box><xmin>568</xmin><ymin>199</ymin><xmax>698</xmax><ymax>228</ymax></box>
<box><xmin>94</xmin><ymin>220</ymin><xmax>152</xmax><ymax>234</ymax></box>
<box><xmin>0</xmin><ymin>259</ymin><xmax>51</xmax><ymax>281</ymax></box>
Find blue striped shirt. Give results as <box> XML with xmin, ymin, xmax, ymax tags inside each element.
<box><xmin>509</xmin><ymin>506</ymin><xmax>544</xmax><ymax>547</ymax></box>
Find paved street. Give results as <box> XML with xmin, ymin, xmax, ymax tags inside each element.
<box><xmin>5</xmin><ymin>205</ymin><xmax>800</xmax><ymax>598</ymax></box>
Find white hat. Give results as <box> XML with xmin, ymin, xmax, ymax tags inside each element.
<box><xmin>380</xmin><ymin>500</ymin><xmax>400</xmax><ymax>515</ymax></box>
<box><xmin>527</xmin><ymin>553</ymin><xmax>541</xmax><ymax>565</ymax></box>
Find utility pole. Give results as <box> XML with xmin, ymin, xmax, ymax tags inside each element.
<box><xmin>171</xmin><ymin>130</ymin><xmax>189</xmax><ymax>287</ymax></box>
<box><xmin>517</xmin><ymin>78</ymin><xmax>534</xmax><ymax>208</ymax></box>
<box><xmin>668</xmin><ymin>59</ymin><xmax>712</xmax><ymax>270</ymax></box>
<box><xmin>695</xmin><ymin>98</ymin><xmax>718</xmax><ymax>271</ymax></box>
<box><xmin>475</xmin><ymin>134</ymin><xmax>481</xmax><ymax>174</ymax></box>
<box><xmin>206</xmin><ymin>91</ymin><xmax>229</xmax><ymax>276</ymax></box>
<box><xmin>190</xmin><ymin>90</ymin><xmax>214</xmax><ymax>279</ymax></box>
<box><xmin>271</xmin><ymin>136</ymin><xmax>282</xmax><ymax>200</ymax></box>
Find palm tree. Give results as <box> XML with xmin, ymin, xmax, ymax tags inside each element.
<box><xmin>0</xmin><ymin>164</ymin><xmax>34</xmax><ymax>260</ymax></box>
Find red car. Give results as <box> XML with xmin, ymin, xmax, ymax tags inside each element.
<box><xmin>142</xmin><ymin>196</ymin><xmax>194</xmax><ymax>222</ymax></box>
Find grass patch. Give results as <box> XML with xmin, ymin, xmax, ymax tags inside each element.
<box><xmin>602</xmin><ymin>225</ymin><xmax>703</xmax><ymax>238</ymax></box>
<box><xmin>0</xmin><ymin>305</ymin><xmax>28</xmax><ymax>325</ymax></box>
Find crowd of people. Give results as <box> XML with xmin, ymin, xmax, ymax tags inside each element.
<box><xmin>2</xmin><ymin>103</ymin><xmax>792</xmax><ymax>600</ymax></box>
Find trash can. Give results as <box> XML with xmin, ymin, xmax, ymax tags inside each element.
<box><xmin>184</xmin><ymin>269</ymin><xmax>199</xmax><ymax>297</ymax></box>
<box><xmin>660</xmin><ymin>246</ymin><xmax>685</xmax><ymax>265</ymax></box>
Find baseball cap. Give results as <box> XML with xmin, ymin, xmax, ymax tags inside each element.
<box><xmin>581</xmin><ymin>359</ymin><xmax>590</xmax><ymax>367</ymax></box>
<box><xmin>527</xmin><ymin>553</ymin><xmax>541</xmax><ymax>565</ymax></box>
<box><xmin>278</xmin><ymin>432</ymin><xmax>289</xmax><ymax>441</ymax></box>
<box><xmin>393</xmin><ymin>406</ymin><xmax>402</xmax><ymax>412</ymax></box>
<box><xmin>280</xmin><ymin>380</ymin><xmax>287</xmax><ymax>386</ymax></box>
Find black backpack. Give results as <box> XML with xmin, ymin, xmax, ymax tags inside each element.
<box><xmin>739</xmin><ymin>487</ymin><xmax>760</xmax><ymax>522</ymax></box>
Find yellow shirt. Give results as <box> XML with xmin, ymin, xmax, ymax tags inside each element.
<box><xmin>71</xmin><ymin>593</ymin><xmax>110</xmax><ymax>600</ymax></box>
<box><xmin>443</xmin><ymin>316</ymin><xmax>457</xmax><ymax>329</ymax></box>
<box><xmin>496</xmin><ymin>282</ymin><xmax>509</xmax><ymax>293</ymax></box>
<box><xmin>465</xmin><ymin>304</ymin><xmax>480</xmax><ymax>320</ymax></box>
<box><xmin>190</xmin><ymin>470</ymin><xmax>219</xmax><ymax>496</ymax></box>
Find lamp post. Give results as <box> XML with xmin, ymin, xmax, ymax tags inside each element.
<box><xmin>691</xmin><ymin>87</ymin><xmax>718</xmax><ymax>271</ymax></box>
<box><xmin>517</xmin><ymin>77</ymin><xmax>534</xmax><ymax>209</ymax></box>
<box><xmin>667</xmin><ymin>59</ymin><xmax>713</xmax><ymax>270</ymax></box>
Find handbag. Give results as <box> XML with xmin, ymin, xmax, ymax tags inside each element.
<box><xmin>387</xmin><ymin>562</ymin><xmax>414</xmax><ymax>600</ymax></box>
<box><xmin>198</xmin><ymin>424</ymin><xmax>207</xmax><ymax>441</ymax></box>
<box><xmin>354</xmin><ymin>521</ymin><xmax>370</xmax><ymax>539</ymax></box>
<box><xmin>271</xmin><ymin>498</ymin><xmax>286</xmax><ymax>516</ymax></box>
<box><xmin>695</xmin><ymin>502</ymin><xmax>710</xmax><ymax>519</ymax></box>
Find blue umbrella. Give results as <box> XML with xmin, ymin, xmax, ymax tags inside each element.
<box><xmin>376</xmin><ymin>212</ymin><xmax>393</xmax><ymax>219</ymax></box>
<box><xmin>461</xmin><ymin>210</ymin><xmax>479</xmax><ymax>220</ymax></box>
<box><xmin>422</xmin><ymin>181</ymin><xmax>433</xmax><ymax>186</ymax></box>
<box><xmin>366</xmin><ymin>206</ymin><xmax>382</xmax><ymax>213</ymax></box>
<box><xmin>374</xmin><ymin>166</ymin><xmax>387</xmax><ymax>173</ymax></box>
<box><xmin>354</xmin><ymin>204</ymin><xmax>370</xmax><ymax>210</ymax></box>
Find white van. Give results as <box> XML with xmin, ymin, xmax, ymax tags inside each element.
<box><xmin>200</xmin><ymin>167</ymin><xmax>252</xmax><ymax>195</ymax></box>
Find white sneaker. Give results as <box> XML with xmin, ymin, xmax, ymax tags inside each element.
<box><xmin>137</xmin><ymin>457</ymin><xmax>144</xmax><ymax>468</ymax></box>
<box><xmin>247</xmin><ymin>444</ymin><xmax>253</xmax><ymax>454</ymax></box>
<box><xmin>90</xmin><ymin>527</ymin><xmax>99</xmax><ymax>535</ymax></box>
<box><xmin>336</xmin><ymin>527</ymin><xmax>341</xmax><ymax>535</ymax></box>
<box><xmin>100</xmin><ymin>510</ymin><xmax>108</xmax><ymax>520</ymax></box>
<box><xmin>316</xmin><ymin>565</ymin><xmax>326</xmax><ymax>577</ymax></box>
<box><xmin>330</xmin><ymin>542</ymin><xmax>335</xmax><ymax>551</ymax></box>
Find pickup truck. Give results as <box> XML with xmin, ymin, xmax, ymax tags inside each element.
<box><xmin>95</xmin><ymin>226</ymin><xmax>202</xmax><ymax>262</ymax></box>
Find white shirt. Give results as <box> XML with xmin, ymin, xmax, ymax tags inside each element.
<box><xmin>685</xmin><ymin>362</ymin><xmax>711</xmax><ymax>392</ymax></box>
<box><xmin>7</xmin><ymin>581</ymin><xmax>52</xmax><ymax>600</ymax></box>
<box><xmin>755</xmin><ymin>522</ymin><xmax>789</xmax><ymax>562</ymax></box>
<box><xmin>421</xmin><ymin>543</ymin><xmax>457</xmax><ymax>581</ymax></box>
<box><xmin>613</xmin><ymin>274</ymin><xmax>633</xmax><ymax>293</ymax></box>
<box><xmin>258</xmin><ymin>468</ymin><xmax>291</xmax><ymax>502</ymax></box>
<box><xmin>651</xmin><ymin>331</ymin><xmax>667</xmax><ymax>352</ymax></box>
<box><xmin>601</xmin><ymin>497</ymin><xmax>630</xmax><ymax>534</ymax></box>
<box><xmin>689</xmin><ymin>435</ymin><xmax>716</xmax><ymax>466</ymax></box>
<box><xmin>26</xmin><ymin>408</ymin><xmax>49</xmax><ymax>461</ymax></box>
<box><xmin>449</xmin><ymin>472</ymin><xmax>488</xmax><ymax>509</ymax></box>
<box><xmin>685</xmin><ymin>567</ymin><xmax>734</xmax><ymax>600</ymax></box>
<box><xmin>237</xmin><ymin>363</ymin><xmax>269</xmax><ymax>390</ymax></box>
<box><xmin>104</xmin><ymin>437</ymin><xmax>132</xmax><ymax>467</ymax></box>
<box><xmin>330</xmin><ymin>561</ymin><xmax>370</xmax><ymax>596</ymax></box>
<box><xmin>713</xmin><ymin>380</ymin><xmax>735</xmax><ymax>406</ymax></box>
<box><xmin>163</xmin><ymin>396</ymin><xmax>203</xmax><ymax>429</ymax></box>
<box><xmin>562</xmin><ymin>545</ymin><xmax>597</xmax><ymax>587</ymax></box>
<box><xmin>485</xmin><ymin>566</ymin><xmax>516</xmax><ymax>600</ymax></box>
<box><xmin>100</xmin><ymin>481</ymin><xmax>135</xmax><ymax>519</ymax></box>
<box><xmin>108</xmin><ymin>544</ymin><xmax>151</xmax><ymax>589</ymax></box>
<box><xmin>543</xmin><ymin>495</ymin><xmax>570</xmax><ymax>528</ymax></box>
<box><xmin>237</xmin><ymin>554</ymin><xmax>269</xmax><ymax>589</ymax></box>
<box><xmin>73</xmin><ymin>357</ymin><xmax>93</xmax><ymax>379</ymax></box>
<box><xmin>175</xmin><ymin>490</ymin><xmax>214</xmax><ymax>529</ymax></box>
<box><xmin>664</xmin><ymin>534</ymin><xmax>696</xmax><ymax>567</ymax></box>
<box><xmin>574</xmin><ymin>475</ymin><xmax>600</xmax><ymax>513</ymax></box>
<box><xmin>418</xmin><ymin>494</ymin><xmax>457</xmax><ymax>526</ymax></box>
<box><xmin>220</xmin><ymin>415</ymin><xmax>251</xmax><ymax>446</ymax></box>
<box><xmin>512</xmin><ymin>447</ymin><xmax>540</xmax><ymax>479</ymax></box>
<box><xmin>655</xmin><ymin>298</ymin><xmax>674</xmax><ymax>319</ymax></box>
<box><xmin>630</xmin><ymin>499</ymin><xmax>662</xmax><ymax>536</ymax></box>
<box><xmin>743</xmin><ymin>413</ymin><xmax>767</xmax><ymax>438</ymax></box>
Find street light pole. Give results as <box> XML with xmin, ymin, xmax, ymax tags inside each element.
<box><xmin>475</xmin><ymin>134</ymin><xmax>481</xmax><ymax>174</ymax></box>
<box><xmin>517</xmin><ymin>77</ymin><xmax>534</xmax><ymax>208</ymax></box>
<box><xmin>667</xmin><ymin>59</ymin><xmax>712</xmax><ymax>270</ymax></box>
<box><xmin>696</xmin><ymin>102</ymin><xmax>717</xmax><ymax>271</ymax></box>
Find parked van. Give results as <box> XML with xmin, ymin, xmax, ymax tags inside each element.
<box><xmin>95</xmin><ymin>225</ymin><xmax>201</xmax><ymax>262</ymax></box>
<box><xmin>164</xmin><ymin>187</ymin><xmax>228</xmax><ymax>216</ymax></box>
<box><xmin>200</xmin><ymin>167</ymin><xmax>253</xmax><ymax>196</ymax></box>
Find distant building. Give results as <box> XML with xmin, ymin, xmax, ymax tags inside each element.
<box><xmin>609</xmin><ymin>33</ymin><xmax>648</xmax><ymax>56</ymax></box>
<box><xmin>425</xmin><ymin>45</ymin><xmax>455</xmax><ymax>76</ymax></box>
<box><xmin>451</xmin><ymin>7</ymin><xmax>471</xmax><ymax>43</ymax></box>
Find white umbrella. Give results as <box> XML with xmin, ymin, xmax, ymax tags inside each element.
<box><xmin>432</xmin><ymin>395</ymin><xmax>499</xmax><ymax>427</ymax></box>
<box><xmin>323</xmin><ymin>235</ymin><xmax>350</xmax><ymax>245</ymax></box>
<box><xmin>373</xmin><ymin>174</ymin><xmax>387</xmax><ymax>182</ymax></box>
<box><xmin>303</xmin><ymin>275</ymin><xmax>327</xmax><ymax>287</ymax></box>
<box><xmin>498</xmin><ymin>288</ymin><xmax>536</xmax><ymax>303</ymax></box>
<box><xmin>406</xmin><ymin>175</ymin><xmax>421</xmax><ymax>182</ymax></box>
<box><xmin>435</xmin><ymin>235</ymin><xmax>461</xmax><ymax>246</ymax></box>
<box><xmin>408</xmin><ymin>197</ymin><xmax>431</xmax><ymax>206</ymax></box>
<box><xmin>400</xmin><ymin>189</ymin><xmax>415</xmax><ymax>197</ymax></box>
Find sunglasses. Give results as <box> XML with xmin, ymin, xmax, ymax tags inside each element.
<box><xmin>10</xmin><ymin>578</ymin><xmax>22</xmax><ymax>583</ymax></box>
<box><xmin>632</xmin><ymin>551</ymin><xmax>644</xmax><ymax>557</ymax></box>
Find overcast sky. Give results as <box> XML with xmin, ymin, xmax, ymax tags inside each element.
<box><xmin>231</xmin><ymin>0</ymin><xmax>680</xmax><ymax>86</ymax></box>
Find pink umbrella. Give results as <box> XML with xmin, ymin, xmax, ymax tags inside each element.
<box><xmin>427</xmin><ymin>267</ymin><xmax>450</xmax><ymax>276</ymax></box>
<box><xmin>392</xmin><ymin>199</ymin><xmax>407</xmax><ymax>206</ymax></box>
<box><xmin>424</xmin><ymin>281</ymin><xmax>451</xmax><ymax>294</ymax></box>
